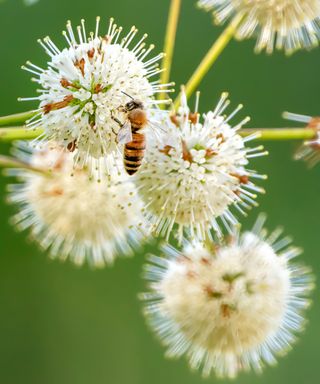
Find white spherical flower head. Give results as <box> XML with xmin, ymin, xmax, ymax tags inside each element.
<box><xmin>283</xmin><ymin>111</ymin><xmax>320</xmax><ymax>167</ymax></box>
<box><xmin>198</xmin><ymin>0</ymin><xmax>320</xmax><ymax>54</ymax></box>
<box><xmin>142</xmin><ymin>216</ymin><xmax>314</xmax><ymax>378</ymax></box>
<box><xmin>21</xmin><ymin>17</ymin><xmax>173</xmax><ymax>171</ymax></box>
<box><xmin>7</xmin><ymin>143</ymin><xmax>147</xmax><ymax>268</ymax></box>
<box><xmin>136</xmin><ymin>91</ymin><xmax>266</xmax><ymax>242</ymax></box>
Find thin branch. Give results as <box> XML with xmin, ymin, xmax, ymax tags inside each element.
<box><xmin>0</xmin><ymin>126</ymin><xmax>43</xmax><ymax>141</ymax></box>
<box><xmin>174</xmin><ymin>14</ymin><xmax>243</xmax><ymax>108</ymax></box>
<box><xmin>0</xmin><ymin>110</ymin><xmax>37</xmax><ymax>127</ymax></box>
<box><xmin>159</xmin><ymin>0</ymin><xmax>182</xmax><ymax>101</ymax></box>
<box><xmin>240</xmin><ymin>128</ymin><xmax>316</xmax><ymax>141</ymax></box>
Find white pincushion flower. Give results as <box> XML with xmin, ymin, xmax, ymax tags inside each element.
<box><xmin>283</xmin><ymin>111</ymin><xmax>320</xmax><ymax>167</ymax></box>
<box><xmin>198</xmin><ymin>0</ymin><xmax>320</xmax><ymax>54</ymax></box>
<box><xmin>7</xmin><ymin>143</ymin><xmax>147</xmax><ymax>268</ymax></box>
<box><xmin>141</xmin><ymin>216</ymin><xmax>314</xmax><ymax>378</ymax></box>
<box><xmin>21</xmin><ymin>17</ymin><xmax>172</xmax><ymax>171</ymax></box>
<box><xmin>135</xmin><ymin>91</ymin><xmax>266</xmax><ymax>242</ymax></box>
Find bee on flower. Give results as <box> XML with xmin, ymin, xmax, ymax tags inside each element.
<box><xmin>135</xmin><ymin>89</ymin><xmax>267</xmax><ymax>243</ymax></box>
<box><xmin>6</xmin><ymin>142</ymin><xmax>148</xmax><ymax>268</ymax></box>
<box><xmin>141</xmin><ymin>215</ymin><xmax>314</xmax><ymax>378</ymax></box>
<box><xmin>198</xmin><ymin>0</ymin><xmax>320</xmax><ymax>54</ymax></box>
<box><xmin>20</xmin><ymin>17</ymin><xmax>173</xmax><ymax>174</ymax></box>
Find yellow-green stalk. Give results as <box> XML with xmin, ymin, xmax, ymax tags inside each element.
<box><xmin>174</xmin><ymin>14</ymin><xmax>243</xmax><ymax>108</ymax></box>
<box><xmin>159</xmin><ymin>0</ymin><xmax>181</xmax><ymax>101</ymax></box>
<box><xmin>0</xmin><ymin>127</ymin><xmax>43</xmax><ymax>141</ymax></box>
<box><xmin>0</xmin><ymin>110</ymin><xmax>36</xmax><ymax>127</ymax></box>
<box><xmin>0</xmin><ymin>126</ymin><xmax>316</xmax><ymax>142</ymax></box>
<box><xmin>0</xmin><ymin>154</ymin><xmax>51</xmax><ymax>177</ymax></box>
<box><xmin>240</xmin><ymin>128</ymin><xmax>316</xmax><ymax>141</ymax></box>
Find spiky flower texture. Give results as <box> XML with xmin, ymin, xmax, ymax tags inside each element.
<box><xmin>136</xmin><ymin>91</ymin><xmax>266</xmax><ymax>242</ymax></box>
<box><xmin>7</xmin><ymin>143</ymin><xmax>146</xmax><ymax>268</ymax></box>
<box><xmin>142</xmin><ymin>216</ymin><xmax>314</xmax><ymax>378</ymax></box>
<box><xmin>198</xmin><ymin>0</ymin><xmax>320</xmax><ymax>54</ymax></box>
<box><xmin>21</xmin><ymin>17</ymin><xmax>172</xmax><ymax>171</ymax></box>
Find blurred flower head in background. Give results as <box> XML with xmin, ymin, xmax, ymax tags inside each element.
<box><xmin>142</xmin><ymin>215</ymin><xmax>314</xmax><ymax>378</ymax></box>
<box><xmin>198</xmin><ymin>0</ymin><xmax>320</xmax><ymax>54</ymax></box>
<box><xmin>7</xmin><ymin>142</ymin><xmax>148</xmax><ymax>268</ymax></box>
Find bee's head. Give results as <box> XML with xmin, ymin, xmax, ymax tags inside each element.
<box><xmin>125</xmin><ymin>99</ymin><xmax>144</xmax><ymax>111</ymax></box>
<box><xmin>121</xmin><ymin>91</ymin><xmax>144</xmax><ymax>111</ymax></box>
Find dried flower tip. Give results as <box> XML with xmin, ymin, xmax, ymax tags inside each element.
<box><xmin>283</xmin><ymin>111</ymin><xmax>320</xmax><ymax>167</ymax></box>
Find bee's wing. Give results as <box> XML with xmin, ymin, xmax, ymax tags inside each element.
<box><xmin>117</xmin><ymin>121</ymin><xmax>133</xmax><ymax>144</ymax></box>
<box><xmin>147</xmin><ymin>120</ymin><xmax>174</xmax><ymax>144</ymax></box>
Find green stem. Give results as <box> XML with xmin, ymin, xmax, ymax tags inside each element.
<box><xmin>0</xmin><ymin>126</ymin><xmax>315</xmax><ymax>143</ymax></box>
<box><xmin>174</xmin><ymin>14</ymin><xmax>243</xmax><ymax>108</ymax></box>
<box><xmin>0</xmin><ymin>110</ymin><xmax>37</xmax><ymax>127</ymax></box>
<box><xmin>0</xmin><ymin>127</ymin><xmax>43</xmax><ymax>141</ymax></box>
<box><xmin>159</xmin><ymin>0</ymin><xmax>181</xmax><ymax>101</ymax></box>
<box><xmin>0</xmin><ymin>155</ymin><xmax>51</xmax><ymax>177</ymax></box>
<box><xmin>240</xmin><ymin>128</ymin><xmax>316</xmax><ymax>141</ymax></box>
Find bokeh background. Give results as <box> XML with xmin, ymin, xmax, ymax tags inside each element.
<box><xmin>0</xmin><ymin>0</ymin><xmax>320</xmax><ymax>383</ymax></box>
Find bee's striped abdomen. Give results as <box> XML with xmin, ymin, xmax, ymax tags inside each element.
<box><xmin>124</xmin><ymin>131</ymin><xmax>146</xmax><ymax>175</ymax></box>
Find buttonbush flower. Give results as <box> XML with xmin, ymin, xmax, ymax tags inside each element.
<box><xmin>141</xmin><ymin>215</ymin><xmax>314</xmax><ymax>378</ymax></box>
<box><xmin>198</xmin><ymin>0</ymin><xmax>320</xmax><ymax>54</ymax></box>
<box><xmin>7</xmin><ymin>142</ymin><xmax>147</xmax><ymax>268</ymax></box>
<box><xmin>135</xmin><ymin>90</ymin><xmax>266</xmax><ymax>243</ymax></box>
<box><xmin>21</xmin><ymin>17</ymin><xmax>172</xmax><ymax>172</ymax></box>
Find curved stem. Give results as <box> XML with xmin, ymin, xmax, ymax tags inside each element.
<box><xmin>0</xmin><ymin>127</ymin><xmax>43</xmax><ymax>141</ymax></box>
<box><xmin>0</xmin><ymin>110</ymin><xmax>37</xmax><ymax>127</ymax></box>
<box><xmin>159</xmin><ymin>0</ymin><xmax>181</xmax><ymax>101</ymax></box>
<box><xmin>174</xmin><ymin>14</ymin><xmax>243</xmax><ymax>108</ymax></box>
<box><xmin>240</xmin><ymin>128</ymin><xmax>316</xmax><ymax>141</ymax></box>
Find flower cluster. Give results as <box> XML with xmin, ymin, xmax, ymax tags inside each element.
<box><xmin>198</xmin><ymin>0</ymin><xmax>320</xmax><ymax>53</ymax></box>
<box><xmin>0</xmin><ymin>6</ymin><xmax>317</xmax><ymax>381</ymax></box>
<box><xmin>142</xmin><ymin>216</ymin><xmax>314</xmax><ymax>378</ymax></box>
<box><xmin>136</xmin><ymin>90</ymin><xmax>266</xmax><ymax>242</ymax></box>
<box><xmin>7</xmin><ymin>142</ymin><xmax>147</xmax><ymax>268</ymax></box>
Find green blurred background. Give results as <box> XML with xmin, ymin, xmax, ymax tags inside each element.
<box><xmin>0</xmin><ymin>0</ymin><xmax>320</xmax><ymax>383</ymax></box>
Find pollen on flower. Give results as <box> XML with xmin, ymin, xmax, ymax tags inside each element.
<box><xmin>20</xmin><ymin>17</ymin><xmax>173</xmax><ymax>174</ymax></box>
<box><xmin>135</xmin><ymin>90</ymin><xmax>267</xmax><ymax>243</ymax></box>
<box><xmin>198</xmin><ymin>0</ymin><xmax>320</xmax><ymax>54</ymax></box>
<box><xmin>283</xmin><ymin>111</ymin><xmax>320</xmax><ymax>167</ymax></box>
<box><xmin>7</xmin><ymin>142</ymin><xmax>148</xmax><ymax>268</ymax></box>
<box><xmin>141</xmin><ymin>215</ymin><xmax>314</xmax><ymax>378</ymax></box>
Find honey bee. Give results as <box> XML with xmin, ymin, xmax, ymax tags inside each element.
<box><xmin>112</xmin><ymin>92</ymin><xmax>148</xmax><ymax>175</ymax></box>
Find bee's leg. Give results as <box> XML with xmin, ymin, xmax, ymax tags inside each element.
<box><xmin>111</xmin><ymin>111</ymin><xmax>123</xmax><ymax>126</ymax></box>
<box><xmin>111</xmin><ymin>111</ymin><xmax>123</xmax><ymax>141</ymax></box>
